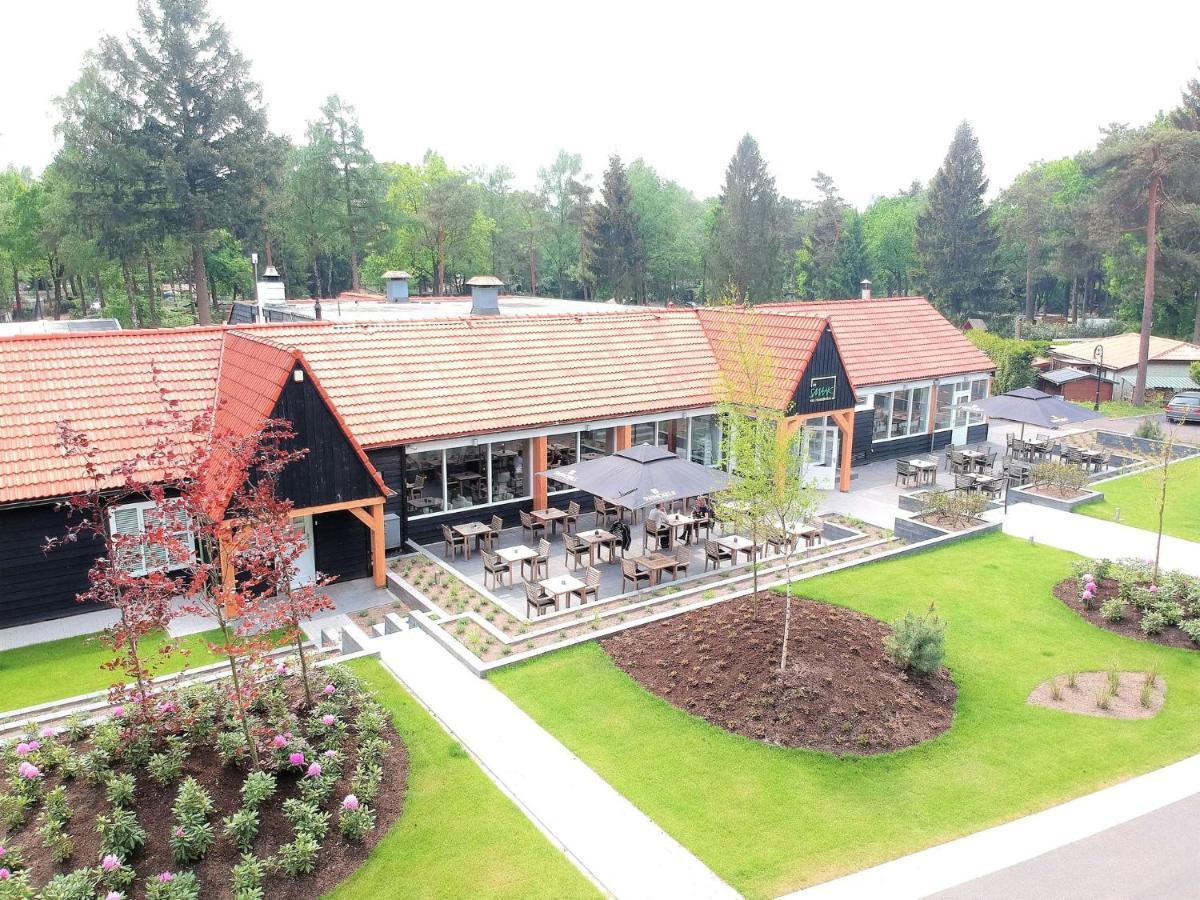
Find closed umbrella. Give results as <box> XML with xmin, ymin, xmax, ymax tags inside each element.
<box><xmin>539</xmin><ymin>443</ymin><xmax>729</xmax><ymax>510</ymax></box>
<box><xmin>968</xmin><ymin>386</ymin><xmax>1103</xmax><ymax>437</ymax></box>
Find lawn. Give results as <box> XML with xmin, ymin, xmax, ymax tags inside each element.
<box><xmin>327</xmin><ymin>659</ymin><xmax>597</xmax><ymax>900</ymax></box>
<box><xmin>1072</xmin><ymin>398</ymin><xmax>1165</xmax><ymax>419</ymax></box>
<box><xmin>0</xmin><ymin>628</ymin><xmax>223</xmax><ymax>710</ymax></box>
<box><xmin>1078</xmin><ymin>455</ymin><xmax>1200</xmax><ymax>542</ymax></box>
<box><xmin>493</xmin><ymin>533</ymin><xmax>1200</xmax><ymax>898</ymax></box>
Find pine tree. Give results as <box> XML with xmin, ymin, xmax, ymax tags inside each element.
<box><xmin>1171</xmin><ymin>68</ymin><xmax>1200</xmax><ymax>131</ymax></box>
<box><xmin>829</xmin><ymin>209</ymin><xmax>871</xmax><ymax>297</ymax></box>
<box><xmin>586</xmin><ymin>155</ymin><xmax>639</xmax><ymax>302</ymax></box>
<box><xmin>915</xmin><ymin>122</ymin><xmax>1000</xmax><ymax>318</ymax></box>
<box><xmin>709</xmin><ymin>134</ymin><xmax>780</xmax><ymax>302</ymax></box>
<box><xmin>95</xmin><ymin>0</ymin><xmax>273</xmax><ymax>325</ymax></box>
<box><xmin>315</xmin><ymin>95</ymin><xmax>382</xmax><ymax>292</ymax></box>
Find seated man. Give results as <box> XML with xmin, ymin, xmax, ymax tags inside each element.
<box><xmin>646</xmin><ymin>503</ymin><xmax>671</xmax><ymax>549</ymax></box>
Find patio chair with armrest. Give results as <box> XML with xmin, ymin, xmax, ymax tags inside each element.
<box><xmin>643</xmin><ymin>519</ymin><xmax>668</xmax><ymax>552</ymax></box>
<box><xmin>442</xmin><ymin>524</ymin><xmax>467</xmax><ymax>560</ymax></box>
<box><xmin>594</xmin><ymin>497</ymin><xmax>618</xmax><ymax>528</ymax></box>
<box><xmin>407</xmin><ymin>474</ymin><xmax>426</xmax><ymax>499</ymax></box>
<box><xmin>976</xmin><ymin>476</ymin><xmax>1004</xmax><ymax>500</ymax></box>
<box><xmin>563</xmin><ymin>533</ymin><xmax>589</xmax><ymax>571</ymax></box>
<box><xmin>975</xmin><ymin>451</ymin><xmax>997</xmax><ymax>474</ymax></box>
<box><xmin>532</xmin><ymin>538</ymin><xmax>551</xmax><ymax>580</ymax></box>
<box><xmin>572</xmin><ymin>566</ymin><xmax>602</xmax><ymax>605</ymax></box>
<box><xmin>480</xmin><ymin>549</ymin><xmax>510</xmax><ymax>589</ymax></box>
<box><xmin>954</xmin><ymin>473</ymin><xmax>977</xmax><ymax>493</ymax></box>
<box><xmin>520</xmin><ymin>509</ymin><xmax>546</xmax><ymax>542</ymax></box>
<box><xmin>704</xmin><ymin>539</ymin><xmax>732</xmax><ymax>571</ymax></box>
<box><xmin>564</xmin><ymin>500</ymin><xmax>581</xmax><ymax>533</ymax></box>
<box><xmin>764</xmin><ymin>530</ymin><xmax>792</xmax><ymax>556</ymax></box>
<box><xmin>482</xmin><ymin>515</ymin><xmax>503</xmax><ymax>551</ymax></box>
<box><xmin>948</xmin><ymin>451</ymin><xmax>971</xmax><ymax>475</ymax></box>
<box><xmin>525</xmin><ymin>581</ymin><xmax>556</xmax><ymax>617</ymax></box>
<box><xmin>671</xmin><ymin>544</ymin><xmax>691</xmax><ymax>579</ymax></box>
<box><xmin>895</xmin><ymin>460</ymin><xmax>920</xmax><ymax>487</ymax></box>
<box><xmin>621</xmin><ymin>557</ymin><xmax>651</xmax><ymax>592</ymax></box>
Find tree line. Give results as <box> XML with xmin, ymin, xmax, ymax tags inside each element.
<box><xmin>1</xmin><ymin>0</ymin><xmax>1198</xmax><ymax>354</ymax></box>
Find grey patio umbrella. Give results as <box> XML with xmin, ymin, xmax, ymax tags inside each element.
<box><xmin>539</xmin><ymin>443</ymin><xmax>729</xmax><ymax>511</ymax></box>
<box><xmin>967</xmin><ymin>386</ymin><xmax>1103</xmax><ymax>437</ymax></box>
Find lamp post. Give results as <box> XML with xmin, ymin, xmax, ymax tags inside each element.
<box><xmin>1092</xmin><ymin>345</ymin><xmax>1105</xmax><ymax>412</ymax></box>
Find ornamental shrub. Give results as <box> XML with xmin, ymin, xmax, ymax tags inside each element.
<box><xmin>97</xmin><ymin>806</ymin><xmax>147</xmax><ymax>858</ymax></box>
<box><xmin>1099</xmin><ymin>597</ymin><xmax>1127</xmax><ymax>622</ymax></box>
<box><xmin>884</xmin><ymin>605</ymin><xmax>947</xmax><ymax>676</ymax></box>
<box><xmin>42</xmin><ymin>786</ymin><xmax>71</xmax><ymax>825</ymax></box>
<box><xmin>1140</xmin><ymin>610</ymin><xmax>1168</xmax><ymax>635</ymax></box>
<box><xmin>222</xmin><ymin>808</ymin><xmax>259</xmax><ymax>854</ymax></box>
<box><xmin>34</xmin><ymin>869</ymin><xmax>95</xmax><ymax>900</ymax></box>
<box><xmin>169</xmin><ymin>819</ymin><xmax>214</xmax><ymax>865</ymax></box>
<box><xmin>230</xmin><ymin>854</ymin><xmax>265</xmax><ymax>900</ymax></box>
<box><xmin>240</xmin><ymin>771</ymin><xmax>277</xmax><ymax>809</ymax></box>
<box><xmin>105</xmin><ymin>773</ymin><xmax>136</xmax><ymax>808</ymax></box>
<box><xmin>281</xmin><ymin>799</ymin><xmax>329</xmax><ymax>841</ymax></box>
<box><xmin>338</xmin><ymin>803</ymin><xmax>376</xmax><ymax>843</ymax></box>
<box><xmin>0</xmin><ymin>868</ymin><xmax>33</xmax><ymax>900</ymax></box>
<box><xmin>147</xmin><ymin>745</ymin><xmax>186</xmax><ymax>786</ymax></box>
<box><xmin>173</xmin><ymin>778</ymin><xmax>214</xmax><ymax>821</ymax></box>
<box><xmin>1030</xmin><ymin>461</ymin><xmax>1088</xmax><ymax>496</ymax></box>
<box><xmin>272</xmin><ymin>832</ymin><xmax>320</xmax><ymax>877</ymax></box>
<box><xmin>144</xmin><ymin>871</ymin><xmax>200</xmax><ymax>900</ymax></box>
<box><xmin>1181</xmin><ymin>619</ymin><xmax>1200</xmax><ymax>644</ymax></box>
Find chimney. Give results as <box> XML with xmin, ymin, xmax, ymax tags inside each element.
<box><xmin>860</xmin><ymin>279</ymin><xmax>872</xmax><ymax>301</ymax></box>
<box><xmin>466</xmin><ymin>275</ymin><xmax>504</xmax><ymax>315</ymax></box>
<box><xmin>255</xmin><ymin>265</ymin><xmax>285</xmax><ymax>320</ymax></box>
<box><xmin>382</xmin><ymin>270</ymin><xmax>411</xmax><ymax>303</ymax></box>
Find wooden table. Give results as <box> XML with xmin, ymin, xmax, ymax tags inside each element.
<box><xmin>632</xmin><ymin>553</ymin><xmax>679</xmax><ymax>586</ymax></box>
<box><xmin>716</xmin><ymin>535</ymin><xmax>756</xmax><ymax>564</ymax></box>
<box><xmin>530</xmin><ymin>507</ymin><xmax>569</xmax><ymax>535</ymax></box>
<box><xmin>909</xmin><ymin>458</ymin><xmax>937</xmax><ymax>485</ymax></box>
<box><xmin>787</xmin><ymin>523</ymin><xmax>822</xmax><ymax>549</ymax></box>
<box><xmin>540</xmin><ymin>574</ymin><xmax>586</xmax><ymax>610</ymax></box>
<box><xmin>575</xmin><ymin>528</ymin><xmax>618</xmax><ymax>565</ymax></box>
<box><xmin>662</xmin><ymin>513</ymin><xmax>695</xmax><ymax>547</ymax></box>
<box><xmin>497</xmin><ymin>545</ymin><xmax>540</xmax><ymax>581</ymax></box>
<box><xmin>407</xmin><ymin>497</ymin><xmax>442</xmax><ymax>513</ymax></box>
<box><xmin>453</xmin><ymin>521</ymin><xmax>493</xmax><ymax>558</ymax></box>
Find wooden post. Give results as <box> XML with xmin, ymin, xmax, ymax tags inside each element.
<box><xmin>371</xmin><ymin>500</ymin><xmax>386</xmax><ymax>588</ymax></box>
<box><xmin>614</xmin><ymin>425</ymin><xmax>632</xmax><ymax>450</ymax></box>
<box><xmin>834</xmin><ymin>410</ymin><xmax>854</xmax><ymax>493</ymax></box>
<box><xmin>531</xmin><ymin>435</ymin><xmax>549</xmax><ymax>510</ymax></box>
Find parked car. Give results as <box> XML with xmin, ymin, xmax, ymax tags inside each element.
<box><xmin>1165</xmin><ymin>391</ymin><xmax>1200</xmax><ymax>424</ymax></box>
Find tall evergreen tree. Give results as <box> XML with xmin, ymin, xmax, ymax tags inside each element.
<box><xmin>1171</xmin><ymin>68</ymin><xmax>1200</xmax><ymax>131</ymax></box>
<box><xmin>709</xmin><ymin>134</ymin><xmax>780</xmax><ymax>302</ymax></box>
<box><xmin>916</xmin><ymin>121</ymin><xmax>1000</xmax><ymax>317</ymax></box>
<box><xmin>93</xmin><ymin>0</ymin><xmax>273</xmax><ymax>324</ymax></box>
<box><xmin>586</xmin><ymin>155</ymin><xmax>639</xmax><ymax>302</ymax></box>
<box><xmin>315</xmin><ymin>95</ymin><xmax>382</xmax><ymax>292</ymax></box>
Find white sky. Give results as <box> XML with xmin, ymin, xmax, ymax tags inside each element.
<box><xmin>3</xmin><ymin>0</ymin><xmax>1198</xmax><ymax>208</ymax></box>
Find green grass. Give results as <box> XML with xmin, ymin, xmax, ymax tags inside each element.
<box><xmin>1072</xmin><ymin>398</ymin><xmax>1165</xmax><ymax>419</ymax></box>
<box><xmin>493</xmin><ymin>534</ymin><xmax>1200</xmax><ymax>898</ymax></box>
<box><xmin>0</xmin><ymin>628</ymin><xmax>223</xmax><ymax>710</ymax></box>
<box><xmin>326</xmin><ymin>659</ymin><xmax>597</xmax><ymax>900</ymax></box>
<box><xmin>1078</xmin><ymin>455</ymin><xmax>1200</xmax><ymax>542</ymax></box>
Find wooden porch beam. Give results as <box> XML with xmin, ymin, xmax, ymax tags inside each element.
<box><xmin>614</xmin><ymin>425</ymin><xmax>632</xmax><ymax>450</ymax></box>
<box><xmin>371</xmin><ymin>500</ymin><xmax>386</xmax><ymax>588</ymax></box>
<box><xmin>531</xmin><ymin>436</ymin><xmax>548</xmax><ymax>510</ymax></box>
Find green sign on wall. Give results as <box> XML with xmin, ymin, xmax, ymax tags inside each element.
<box><xmin>809</xmin><ymin>376</ymin><xmax>837</xmax><ymax>403</ymax></box>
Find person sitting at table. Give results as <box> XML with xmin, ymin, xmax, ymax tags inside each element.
<box><xmin>682</xmin><ymin>496</ymin><xmax>712</xmax><ymax>542</ymax></box>
<box><xmin>647</xmin><ymin>503</ymin><xmax>671</xmax><ymax>549</ymax></box>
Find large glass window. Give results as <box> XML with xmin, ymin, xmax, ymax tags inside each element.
<box><xmin>872</xmin><ymin>386</ymin><xmax>931</xmax><ymax>440</ymax></box>
<box><xmin>445</xmin><ymin>444</ymin><xmax>487</xmax><ymax>510</ymax></box>
<box><xmin>580</xmin><ymin>427</ymin><xmax>612</xmax><ymax>460</ymax></box>
<box><xmin>490</xmin><ymin>439</ymin><xmax>529</xmax><ymax>503</ymax></box>
<box><xmin>406</xmin><ymin>449</ymin><xmax>444</xmax><ymax>515</ymax></box>
<box><xmin>657</xmin><ymin>417</ymin><xmax>688</xmax><ymax>458</ymax></box>
<box><xmin>934</xmin><ymin>383</ymin><xmax>954</xmax><ymax>431</ymax></box>
<box><xmin>631</xmin><ymin>422</ymin><xmax>656</xmax><ymax>445</ymax></box>
<box><xmin>689</xmin><ymin>415</ymin><xmax>722</xmax><ymax>466</ymax></box>
<box><xmin>968</xmin><ymin>378</ymin><xmax>989</xmax><ymax>424</ymax></box>
<box><xmin>547</xmin><ymin>433</ymin><xmax>578</xmax><ymax>469</ymax></box>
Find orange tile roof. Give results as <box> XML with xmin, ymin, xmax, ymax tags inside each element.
<box><xmin>767</xmin><ymin>297</ymin><xmax>994</xmax><ymax>387</ymax></box>
<box><xmin>256</xmin><ymin>312</ymin><xmax>721</xmax><ymax>447</ymax></box>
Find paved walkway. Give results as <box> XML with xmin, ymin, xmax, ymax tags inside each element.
<box><xmin>986</xmin><ymin>503</ymin><xmax>1200</xmax><ymax>576</ymax></box>
<box><xmin>781</xmin><ymin>752</ymin><xmax>1200</xmax><ymax>900</ymax></box>
<box><xmin>927</xmin><ymin>793</ymin><xmax>1200</xmax><ymax>900</ymax></box>
<box><xmin>376</xmin><ymin>628</ymin><xmax>739</xmax><ymax>900</ymax></box>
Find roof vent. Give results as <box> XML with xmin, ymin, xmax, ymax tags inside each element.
<box><xmin>382</xmin><ymin>271</ymin><xmax>411</xmax><ymax>303</ymax></box>
<box><xmin>860</xmin><ymin>279</ymin><xmax>872</xmax><ymax>301</ymax></box>
<box><xmin>466</xmin><ymin>275</ymin><xmax>504</xmax><ymax>316</ymax></box>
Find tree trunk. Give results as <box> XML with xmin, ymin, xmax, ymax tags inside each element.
<box><xmin>121</xmin><ymin>257</ymin><xmax>141</xmax><ymax>328</ymax></box>
<box><xmin>192</xmin><ymin>231</ymin><xmax>211</xmax><ymax>325</ymax></box>
<box><xmin>1192</xmin><ymin>289</ymin><xmax>1200</xmax><ymax>345</ymax></box>
<box><xmin>436</xmin><ymin>229</ymin><xmax>446</xmax><ymax>296</ymax></box>
<box><xmin>265</xmin><ymin>236</ymin><xmax>274</xmax><ymax>269</ymax></box>
<box><xmin>1132</xmin><ymin>169</ymin><xmax>1161</xmax><ymax>407</ymax></box>
<box><xmin>145</xmin><ymin>250</ymin><xmax>158</xmax><ymax>326</ymax></box>
<box><xmin>528</xmin><ymin>230</ymin><xmax>537</xmax><ymax>296</ymax></box>
<box><xmin>94</xmin><ymin>271</ymin><xmax>106</xmax><ymax>311</ymax></box>
<box><xmin>311</xmin><ymin>250</ymin><xmax>321</xmax><ymax>300</ymax></box>
<box><xmin>1069</xmin><ymin>277</ymin><xmax>1078</xmax><ymax>325</ymax></box>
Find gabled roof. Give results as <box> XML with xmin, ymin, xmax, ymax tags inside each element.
<box><xmin>1052</xmin><ymin>333</ymin><xmax>1200</xmax><ymax>370</ymax></box>
<box><xmin>1039</xmin><ymin>366</ymin><xmax>1110</xmax><ymax>386</ymax></box>
<box><xmin>766</xmin><ymin>297</ymin><xmax>994</xmax><ymax>387</ymax></box>
<box><xmin>696</xmin><ymin>308</ymin><xmax>838</xmax><ymax>409</ymax></box>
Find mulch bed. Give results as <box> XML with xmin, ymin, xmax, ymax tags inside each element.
<box><xmin>8</xmin><ymin>694</ymin><xmax>409</xmax><ymax>899</ymax></box>
<box><xmin>601</xmin><ymin>593</ymin><xmax>956</xmax><ymax>755</ymax></box>
<box><xmin>914</xmin><ymin>513</ymin><xmax>987</xmax><ymax>531</ymax></box>
<box><xmin>1054</xmin><ymin>578</ymin><xmax>1199</xmax><ymax>651</ymax></box>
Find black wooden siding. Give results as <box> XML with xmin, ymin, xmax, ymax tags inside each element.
<box><xmin>792</xmin><ymin>326</ymin><xmax>857</xmax><ymax>417</ymax></box>
<box><xmin>849</xmin><ymin>409</ymin><xmax>988</xmax><ymax>466</ymax></box>
<box><xmin>313</xmin><ymin>510</ymin><xmax>370</xmax><ymax>582</ymax></box>
<box><xmin>0</xmin><ymin>504</ymin><xmax>104</xmax><ymax>628</ymax></box>
<box><xmin>272</xmin><ymin>369</ymin><xmax>382</xmax><ymax>511</ymax></box>
<box><xmin>366</xmin><ymin>447</ymin><xmax>405</xmax><ymax>517</ymax></box>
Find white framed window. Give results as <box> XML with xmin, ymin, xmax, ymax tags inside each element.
<box><xmin>108</xmin><ymin>500</ymin><xmax>194</xmax><ymax>576</ymax></box>
<box><xmin>871</xmin><ymin>386</ymin><xmax>932</xmax><ymax>441</ymax></box>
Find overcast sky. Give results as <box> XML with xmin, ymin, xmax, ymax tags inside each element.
<box><xmin>3</xmin><ymin>0</ymin><xmax>1198</xmax><ymax>208</ymax></box>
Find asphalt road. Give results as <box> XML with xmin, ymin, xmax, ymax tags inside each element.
<box><xmin>928</xmin><ymin>793</ymin><xmax>1200</xmax><ymax>900</ymax></box>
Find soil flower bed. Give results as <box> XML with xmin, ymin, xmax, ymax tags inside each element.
<box><xmin>0</xmin><ymin>664</ymin><xmax>406</xmax><ymax>899</ymax></box>
<box><xmin>1028</xmin><ymin>671</ymin><xmax>1166</xmax><ymax>719</ymax></box>
<box><xmin>1055</xmin><ymin>558</ymin><xmax>1200</xmax><ymax>651</ymax></box>
<box><xmin>601</xmin><ymin>592</ymin><xmax>956</xmax><ymax>754</ymax></box>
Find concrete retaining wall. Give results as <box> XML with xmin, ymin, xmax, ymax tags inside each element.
<box><xmin>1009</xmin><ymin>486</ymin><xmax>1103</xmax><ymax>512</ymax></box>
<box><xmin>894</xmin><ymin>515</ymin><xmax>1001</xmax><ymax>543</ymax></box>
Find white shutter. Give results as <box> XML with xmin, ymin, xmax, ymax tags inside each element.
<box><xmin>109</xmin><ymin>504</ymin><xmax>147</xmax><ymax>575</ymax></box>
<box><xmin>142</xmin><ymin>503</ymin><xmax>195</xmax><ymax>572</ymax></box>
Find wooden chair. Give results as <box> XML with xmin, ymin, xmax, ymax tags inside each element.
<box><xmin>954</xmin><ymin>473</ymin><xmax>977</xmax><ymax>493</ymax></box>
<box><xmin>563</xmin><ymin>500</ymin><xmax>581</xmax><ymax>533</ymax></box>
<box><xmin>572</xmin><ymin>566</ymin><xmax>602</xmax><ymax>605</ymax></box>
<box><xmin>704</xmin><ymin>539</ymin><xmax>732</xmax><ymax>571</ymax></box>
<box><xmin>643</xmin><ymin>519</ymin><xmax>667</xmax><ymax>552</ymax></box>
<box><xmin>563</xmin><ymin>533</ymin><xmax>589</xmax><ymax>570</ymax></box>
<box><xmin>764</xmin><ymin>531</ymin><xmax>792</xmax><ymax>556</ymax></box>
<box><xmin>407</xmin><ymin>474</ymin><xmax>426</xmax><ymax>500</ymax></box>
<box><xmin>895</xmin><ymin>460</ymin><xmax>919</xmax><ymax>487</ymax></box>
<box><xmin>692</xmin><ymin>507</ymin><xmax>714</xmax><ymax>541</ymax></box>
<box><xmin>975</xmin><ymin>451</ymin><xmax>997</xmax><ymax>474</ymax></box>
<box><xmin>671</xmin><ymin>544</ymin><xmax>691</xmax><ymax>579</ymax></box>
<box><xmin>594</xmin><ymin>497</ymin><xmax>617</xmax><ymax>528</ymax></box>
<box><xmin>481</xmin><ymin>549</ymin><xmax>510</xmax><ymax>589</ymax></box>
<box><xmin>520</xmin><ymin>509</ymin><xmax>545</xmax><ymax>542</ymax></box>
<box><xmin>531</xmin><ymin>539</ymin><xmax>550</xmax><ymax>580</ymax></box>
<box><xmin>442</xmin><ymin>524</ymin><xmax>467</xmax><ymax>560</ymax></box>
<box><xmin>481</xmin><ymin>515</ymin><xmax>503</xmax><ymax>551</ymax></box>
<box><xmin>525</xmin><ymin>582</ymin><xmax>555</xmax><ymax>617</ymax></box>
<box><xmin>621</xmin><ymin>557</ymin><xmax>650</xmax><ymax>592</ymax></box>
<box><xmin>977</xmin><ymin>477</ymin><xmax>1004</xmax><ymax>501</ymax></box>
